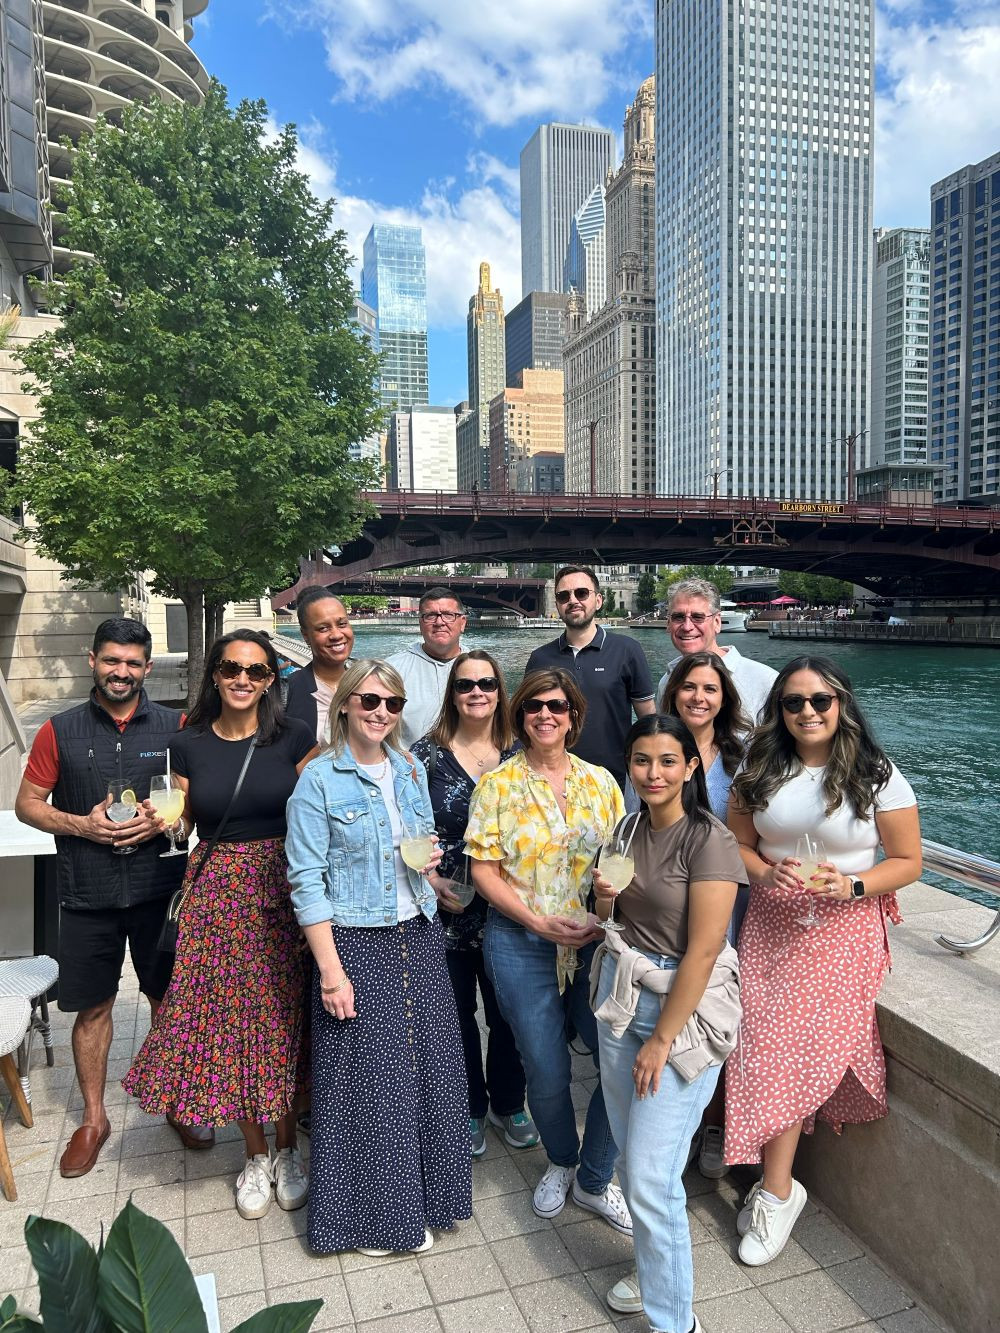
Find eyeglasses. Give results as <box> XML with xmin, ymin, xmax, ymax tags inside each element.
<box><xmin>555</xmin><ymin>586</ymin><xmax>594</xmax><ymax>605</ymax></box>
<box><xmin>217</xmin><ymin>659</ymin><xmax>274</xmax><ymax>683</ymax></box>
<box><xmin>420</xmin><ymin>610</ymin><xmax>463</xmax><ymax>624</ymax></box>
<box><xmin>350</xmin><ymin>692</ymin><xmax>405</xmax><ymax>714</ymax></box>
<box><xmin>521</xmin><ymin>698</ymin><xmax>572</xmax><ymax>715</ymax></box>
<box><xmin>780</xmin><ymin>693</ymin><xmax>836</xmax><ymax>714</ymax></box>
<box><xmin>669</xmin><ymin>611</ymin><xmax>716</xmax><ymax>625</ymax></box>
<box><xmin>454</xmin><ymin>676</ymin><xmax>499</xmax><ymax>694</ymax></box>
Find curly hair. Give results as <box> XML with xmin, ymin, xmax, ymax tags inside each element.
<box><xmin>731</xmin><ymin>655</ymin><xmax>891</xmax><ymax>819</ymax></box>
<box><xmin>659</xmin><ymin>651</ymin><xmax>751</xmax><ymax>776</ymax></box>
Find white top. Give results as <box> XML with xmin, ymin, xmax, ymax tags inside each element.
<box><xmin>753</xmin><ymin>762</ymin><xmax>917</xmax><ymax>876</ymax></box>
<box><xmin>658</xmin><ymin>642</ymin><xmax>777</xmax><ymax>725</ymax></box>
<box><xmin>358</xmin><ymin>761</ymin><xmax>419</xmax><ymax>921</ymax></box>
<box><xmin>386</xmin><ymin>642</ymin><xmax>462</xmax><ymax>746</ymax></box>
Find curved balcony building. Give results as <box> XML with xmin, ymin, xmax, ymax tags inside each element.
<box><xmin>42</xmin><ymin>0</ymin><xmax>210</xmax><ymax>272</ymax></box>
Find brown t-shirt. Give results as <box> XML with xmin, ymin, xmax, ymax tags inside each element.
<box><xmin>616</xmin><ymin>812</ymin><xmax>748</xmax><ymax>957</ymax></box>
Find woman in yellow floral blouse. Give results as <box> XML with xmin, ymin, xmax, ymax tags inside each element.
<box><xmin>467</xmin><ymin>669</ymin><xmax>629</xmax><ymax>1233</ymax></box>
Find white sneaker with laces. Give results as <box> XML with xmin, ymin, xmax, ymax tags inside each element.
<box><xmin>357</xmin><ymin>1227</ymin><xmax>434</xmax><ymax>1257</ymax></box>
<box><xmin>606</xmin><ymin>1272</ymin><xmax>643</xmax><ymax>1314</ymax></box>
<box><xmin>235</xmin><ymin>1152</ymin><xmax>274</xmax><ymax>1220</ymax></box>
<box><xmin>274</xmin><ymin>1146</ymin><xmax>308</xmax><ymax>1211</ymax></box>
<box><xmin>531</xmin><ymin>1163</ymin><xmax>576</xmax><ymax>1219</ymax></box>
<box><xmin>571</xmin><ymin>1178</ymin><xmax>633</xmax><ymax>1235</ymax></box>
<box><xmin>737</xmin><ymin>1180</ymin><xmax>762</xmax><ymax>1236</ymax></box>
<box><xmin>698</xmin><ymin>1124</ymin><xmax>727</xmax><ymax>1179</ymax></box>
<box><xmin>738</xmin><ymin>1179</ymin><xmax>807</xmax><ymax>1266</ymax></box>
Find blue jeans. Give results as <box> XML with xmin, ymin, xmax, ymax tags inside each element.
<box><xmin>595</xmin><ymin>952</ymin><xmax>721</xmax><ymax>1333</ymax></box>
<box><xmin>484</xmin><ymin>910</ymin><xmax>617</xmax><ymax>1194</ymax></box>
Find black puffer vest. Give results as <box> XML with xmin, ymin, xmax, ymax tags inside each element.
<box><xmin>50</xmin><ymin>691</ymin><xmax>186</xmax><ymax>911</ymax></box>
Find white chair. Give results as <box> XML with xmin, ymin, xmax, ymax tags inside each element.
<box><xmin>0</xmin><ymin>995</ymin><xmax>33</xmax><ymax>1201</ymax></box>
<box><xmin>0</xmin><ymin>955</ymin><xmax>59</xmax><ymax>1104</ymax></box>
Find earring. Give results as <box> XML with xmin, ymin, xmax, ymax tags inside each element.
<box><xmin>213</xmin><ymin>682</ymin><xmax>219</xmax><ymax>691</ymax></box>
<box><xmin>263</xmin><ymin>688</ymin><xmax>269</xmax><ymax>695</ymax></box>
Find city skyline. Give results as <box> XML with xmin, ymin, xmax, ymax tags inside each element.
<box><xmin>195</xmin><ymin>1</ymin><xmax>1000</xmax><ymax>409</ymax></box>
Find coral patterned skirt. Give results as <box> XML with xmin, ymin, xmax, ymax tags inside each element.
<box><xmin>724</xmin><ymin>880</ymin><xmax>900</xmax><ymax>1165</ymax></box>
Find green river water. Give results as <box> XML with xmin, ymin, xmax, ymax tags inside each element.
<box><xmin>280</xmin><ymin>624</ymin><xmax>1000</xmax><ymax>895</ymax></box>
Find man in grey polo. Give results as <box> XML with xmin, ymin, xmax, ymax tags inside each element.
<box><xmin>388</xmin><ymin>585</ymin><xmax>469</xmax><ymax>746</ymax></box>
<box><xmin>656</xmin><ymin>577</ymin><xmax>776</xmax><ymax>723</ymax></box>
<box><xmin>525</xmin><ymin>565</ymin><xmax>656</xmax><ymax>791</ymax></box>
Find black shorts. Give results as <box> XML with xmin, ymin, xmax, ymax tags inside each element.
<box><xmin>57</xmin><ymin>899</ymin><xmax>175</xmax><ymax>1012</ymax></box>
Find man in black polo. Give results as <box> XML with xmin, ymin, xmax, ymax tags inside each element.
<box><xmin>525</xmin><ymin>566</ymin><xmax>656</xmax><ymax>790</ymax></box>
<box><xmin>15</xmin><ymin>618</ymin><xmax>214</xmax><ymax>1178</ymax></box>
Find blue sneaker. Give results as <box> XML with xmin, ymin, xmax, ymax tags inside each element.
<box><xmin>487</xmin><ymin>1109</ymin><xmax>540</xmax><ymax>1149</ymax></box>
<box><xmin>470</xmin><ymin>1116</ymin><xmax>487</xmax><ymax>1157</ymax></box>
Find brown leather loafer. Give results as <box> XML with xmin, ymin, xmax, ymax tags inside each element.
<box><xmin>166</xmin><ymin>1113</ymin><xmax>215</xmax><ymax>1150</ymax></box>
<box><xmin>59</xmin><ymin>1121</ymin><xmax>111</xmax><ymax>1178</ymax></box>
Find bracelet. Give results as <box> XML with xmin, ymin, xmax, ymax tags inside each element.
<box><xmin>321</xmin><ymin>978</ymin><xmax>348</xmax><ymax>995</ymax></box>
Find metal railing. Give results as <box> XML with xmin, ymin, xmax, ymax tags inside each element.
<box><xmin>923</xmin><ymin>839</ymin><xmax>1000</xmax><ymax>954</ymax></box>
<box><xmin>769</xmin><ymin>620</ymin><xmax>1000</xmax><ymax>643</ymax></box>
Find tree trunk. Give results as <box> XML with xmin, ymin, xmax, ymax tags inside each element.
<box><xmin>183</xmin><ymin>587</ymin><xmax>205</xmax><ymax>709</ymax></box>
<box><xmin>204</xmin><ymin>599</ymin><xmax>224</xmax><ymax>653</ymax></box>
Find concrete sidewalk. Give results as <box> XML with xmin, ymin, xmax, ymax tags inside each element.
<box><xmin>1</xmin><ymin>963</ymin><xmax>945</xmax><ymax>1333</ymax></box>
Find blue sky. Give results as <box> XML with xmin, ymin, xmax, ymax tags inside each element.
<box><xmin>195</xmin><ymin>0</ymin><xmax>1000</xmax><ymax>406</ymax></box>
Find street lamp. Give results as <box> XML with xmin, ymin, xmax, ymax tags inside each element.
<box><xmin>705</xmin><ymin>467</ymin><xmax>732</xmax><ymax>501</ymax></box>
<box><xmin>830</xmin><ymin>428</ymin><xmax>868</xmax><ymax>502</ymax></box>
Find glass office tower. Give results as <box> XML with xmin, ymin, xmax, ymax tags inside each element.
<box><xmin>361</xmin><ymin>223</ymin><xmax>429</xmax><ymax>413</ymax></box>
<box><xmin>520</xmin><ymin>123</ymin><xmax>614</xmax><ymax>297</ymax></box>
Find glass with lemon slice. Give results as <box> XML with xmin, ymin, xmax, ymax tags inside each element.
<box><xmin>107</xmin><ymin>779</ymin><xmax>139</xmax><ymax>855</ymax></box>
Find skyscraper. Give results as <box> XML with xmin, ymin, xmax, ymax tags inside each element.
<box><xmin>564</xmin><ymin>184</ymin><xmax>607</xmax><ymax>319</ymax></box>
<box><xmin>388</xmin><ymin>405</ymin><xmax>457</xmax><ymax>492</ymax></box>
<box><xmin>656</xmin><ymin>1</ymin><xmax>872</xmax><ymax>500</ymax></box>
<box><xmin>869</xmin><ymin>228</ymin><xmax>929</xmax><ymax>469</ymax></box>
<box><xmin>505</xmin><ymin>291</ymin><xmax>570</xmax><ymax>386</ymax></box>
<box><xmin>361</xmin><ymin>223</ymin><xmax>429</xmax><ymax>414</ymax></box>
<box><xmin>458</xmin><ymin>262</ymin><xmax>506</xmax><ymax>490</ymax></box>
<box><xmin>928</xmin><ymin>150</ymin><xmax>1000</xmax><ymax>503</ymax></box>
<box><xmin>520</xmin><ymin>123</ymin><xmax>614</xmax><ymax>296</ymax></box>
<box><xmin>488</xmin><ymin>369</ymin><xmax>565</xmax><ymax>493</ymax></box>
<box><xmin>563</xmin><ymin>76</ymin><xmax>656</xmax><ymax>495</ymax></box>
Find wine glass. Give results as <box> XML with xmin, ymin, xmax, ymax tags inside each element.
<box><xmin>399</xmin><ymin>816</ymin><xmax>435</xmax><ymax>873</ymax></box>
<box><xmin>598</xmin><ymin>832</ymin><xmax>636</xmax><ymax>933</ymax></box>
<box><xmin>149</xmin><ymin>774</ymin><xmax>187</xmax><ymax>858</ymax></box>
<box><xmin>106</xmin><ymin>779</ymin><xmax>139</xmax><ymax>856</ymax></box>
<box><xmin>794</xmin><ymin>834</ymin><xmax>828</xmax><ymax>928</ymax></box>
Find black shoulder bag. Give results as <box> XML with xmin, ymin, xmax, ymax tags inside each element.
<box><xmin>156</xmin><ymin>732</ymin><xmax>258</xmax><ymax>954</ymax></box>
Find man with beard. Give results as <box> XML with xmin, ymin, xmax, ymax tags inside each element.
<box><xmin>15</xmin><ymin>618</ymin><xmax>213</xmax><ymax>1177</ymax></box>
<box><xmin>525</xmin><ymin>566</ymin><xmax>655</xmax><ymax>791</ymax></box>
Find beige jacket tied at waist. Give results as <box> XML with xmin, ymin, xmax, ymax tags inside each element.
<box><xmin>589</xmin><ymin>927</ymin><xmax>742</xmax><ymax>1083</ymax></box>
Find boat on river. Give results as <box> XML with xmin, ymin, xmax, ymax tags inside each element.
<box><xmin>719</xmin><ymin>599</ymin><xmax>748</xmax><ymax>632</ymax></box>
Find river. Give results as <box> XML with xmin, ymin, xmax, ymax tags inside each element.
<box><xmin>279</xmin><ymin>622</ymin><xmax>1000</xmax><ymax>888</ymax></box>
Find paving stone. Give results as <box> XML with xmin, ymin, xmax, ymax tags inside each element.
<box><xmin>720</xmin><ymin>1234</ymin><xmax>821</xmax><ymax>1287</ymax></box>
<box><xmin>0</xmin><ymin>1207</ymin><xmax>33</xmax><ymax>1250</ymax></box>
<box><xmin>827</xmin><ymin>1256</ymin><xmax>916</xmax><ymax>1320</ymax></box>
<box><xmin>267</xmin><ymin>1273</ymin><xmax>353</xmax><ymax>1328</ymax></box>
<box><xmin>424</xmin><ymin>1216</ymin><xmax>487</xmax><ymax>1255</ymax></box>
<box><xmin>343</xmin><ymin>1257</ymin><xmax>433</xmax><ymax>1322</ymax></box>
<box><xmin>490</xmin><ymin>1228</ymin><xmax>578</xmax><ymax>1287</ymax></box>
<box><xmin>794</xmin><ymin>1210</ymin><xmax>865</xmax><ymax>1267</ymax></box>
<box><xmin>3</xmin><ymin>1108</ymin><xmax>66</xmax><ymax>1147</ymax></box>
<box><xmin>437</xmin><ymin>1290</ymin><xmax>529</xmax><ymax>1333</ymax></box>
<box><xmin>419</xmin><ymin>1247</ymin><xmax>506</xmax><ymax>1304</ymax></box>
<box><xmin>185</xmin><ymin>1171</ymin><xmax>238</xmax><ymax>1216</ymax></box>
<box><xmin>262</xmin><ymin>1235</ymin><xmax>341</xmax><ymax>1285</ymax></box>
<box><xmin>558</xmin><ymin>1216</ymin><xmax>634</xmax><ymax>1270</ymax></box>
<box><xmin>38</xmin><ymin>1194</ymin><xmax>121</xmax><ymax>1248</ymax></box>
<box><xmin>116</xmin><ymin>1148</ymin><xmax>185</xmax><ymax>1192</ymax></box>
<box><xmin>687</xmin><ymin>1187</ymin><xmax>742</xmax><ymax>1241</ymax></box>
<box><xmin>2</xmin><ymin>1249</ymin><xmax>33</xmax><ymax>1293</ymax></box>
<box><xmin>473</xmin><ymin>1189</ymin><xmax>553</xmax><ymax>1241</ymax></box>
<box><xmin>513</xmin><ymin>1271</ymin><xmax>611</xmax><ymax>1331</ymax></box>
<box><xmin>357</xmin><ymin>1310</ymin><xmax>442</xmax><ymax>1333</ymax></box>
<box><xmin>877</xmin><ymin>1307</ymin><xmax>946</xmax><ymax>1332</ymax></box>
<box><xmin>1</xmin><ymin>1166</ymin><xmax>49</xmax><ymax>1211</ymax></box>
<box><xmin>697</xmin><ymin>1286</ymin><xmax>795</xmax><ymax>1332</ymax></box>
<box><xmin>189</xmin><ymin>1245</ymin><xmax>266</xmax><ymax>1299</ymax></box>
<box><xmin>13</xmin><ymin>1287</ymin><xmax>39</xmax><ymax>1318</ymax></box>
<box><xmin>6</xmin><ymin>1138</ymin><xmax>59</xmax><ymax>1177</ymax></box>
<box><xmin>217</xmin><ymin>1290</ymin><xmax>269</xmax><ymax>1333</ymax></box>
<box><xmin>692</xmin><ymin>1239</ymin><xmax>754</xmax><ymax>1301</ymax></box>
<box><xmin>764</xmin><ymin>1268</ymin><xmax>871</xmax><ymax>1333</ymax></box>
<box><xmin>120</xmin><ymin>1122</ymin><xmax>180</xmax><ymax>1159</ymax></box>
<box><xmin>256</xmin><ymin>1197</ymin><xmax>309</xmax><ymax>1242</ymax></box>
<box><xmin>185</xmin><ymin>1138</ymin><xmax>248</xmax><ymax>1180</ymax></box>
<box><xmin>186</xmin><ymin>1206</ymin><xmax>260</xmax><ymax>1258</ymax></box>
<box><xmin>472</xmin><ymin>1153</ymin><xmax>530</xmax><ymax>1200</ymax></box>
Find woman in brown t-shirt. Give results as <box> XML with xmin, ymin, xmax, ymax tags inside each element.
<box><xmin>591</xmin><ymin>715</ymin><xmax>746</xmax><ymax>1333</ymax></box>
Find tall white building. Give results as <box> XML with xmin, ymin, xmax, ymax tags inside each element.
<box><xmin>564</xmin><ymin>184</ymin><xmax>607</xmax><ymax>319</ymax></box>
<box><xmin>388</xmin><ymin>405</ymin><xmax>457</xmax><ymax>493</ymax></box>
<box><xmin>655</xmin><ymin>0</ymin><xmax>872</xmax><ymax>500</ymax></box>
<box><xmin>520</xmin><ymin>122</ymin><xmax>614</xmax><ymax>296</ymax></box>
<box><xmin>869</xmin><ymin>228</ymin><xmax>929</xmax><ymax>468</ymax></box>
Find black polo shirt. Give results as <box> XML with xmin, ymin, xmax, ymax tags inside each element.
<box><xmin>525</xmin><ymin>626</ymin><xmax>655</xmax><ymax>788</ymax></box>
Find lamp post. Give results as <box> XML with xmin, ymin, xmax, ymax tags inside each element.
<box><xmin>706</xmin><ymin>467</ymin><xmax>732</xmax><ymax>501</ymax></box>
<box><xmin>588</xmin><ymin>417</ymin><xmax>604</xmax><ymax>496</ymax></box>
<box><xmin>833</xmin><ymin>428</ymin><xmax>868</xmax><ymax>502</ymax></box>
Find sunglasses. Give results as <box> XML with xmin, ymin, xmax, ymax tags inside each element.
<box><xmin>217</xmin><ymin>659</ymin><xmax>274</xmax><ymax>683</ymax></box>
<box><xmin>521</xmin><ymin>697</ymin><xmax>572</xmax><ymax>715</ymax></box>
<box><xmin>350</xmin><ymin>691</ymin><xmax>405</xmax><ymax>714</ymax></box>
<box><xmin>454</xmin><ymin>676</ymin><xmax>499</xmax><ymax>694</ymax></box>
<box><xmin>780</xmin><ymin>693</ymin><xmax>836</xmax><ymax>714</ymax></box>
<box><xmin>669</xmin><ymin>611</ymin><xmax>715</xmax><ymax>625</ymax></box>
<box><xmin>555</xmin><ymin>586</ymin><xmax>594</xmax><ymax>605</ymax></box>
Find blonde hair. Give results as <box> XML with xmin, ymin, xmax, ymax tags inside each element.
<box><xmin>326</xmin><ymin>658</ymin><xmax>408</xmax><ymax>757</ymax></box>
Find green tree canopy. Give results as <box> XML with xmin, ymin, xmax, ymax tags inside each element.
<box><xmin>635</xmin><ymin>571</ymin><xmax>658</xmax><ymax>615</ymax></box>
<box><xmin>655</xmin><ymin>564</ymin><xmax>735</xmax><ymax>602</ymax></box>
<box><xmin>11</xmin><ymin>83</ymin><xmax>381</xmax><ymax>694</ymax></box>
<box><xmin>777</xmin><ymin>571</ymin><xmax>853</xmax><ymax>604</ymax></box>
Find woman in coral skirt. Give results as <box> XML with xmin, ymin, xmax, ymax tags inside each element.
<box><xmin>725</xmin><ymin>655</ymin><xmax>921</xmax><ymax>1267</ymax></box>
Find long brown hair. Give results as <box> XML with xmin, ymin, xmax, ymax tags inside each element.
<box><xmin>427</xmin><ymin>650</ymin><xmax>514</xmax><ymax>751</ymax></box>
<box><xmin>660</xmin><ymin>651</ymin><xmax>751</xmax><ymax>776</ymax></box>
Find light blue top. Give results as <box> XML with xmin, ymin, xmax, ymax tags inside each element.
<box><xmin>705</xmin><ymin>753</ymin><xmax>734</xmax><ymax>823</ymax></box>
<box><xmin>285</xmin><ymin>744</ymin><xmax>438</xmax><ymax>928</ymax></box>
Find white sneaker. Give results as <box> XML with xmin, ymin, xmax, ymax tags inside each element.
<box><xmin>274</xmin><ymin>1146</ymin><xmax>308</xmax><ymax>1211</ymax></box>
<box><xmin>531</xmin><ymin>1163</ymin><xmax>576</xmax><ymax>1219</ymax></box>
<box><xmin>606</xmin><ymin>1272</ymin><xmax>643</xmax><ymax>1314</ymax></box>
<box><xmin>738</xmin><ymin>1180</ymin><xmax>807</xmax><ymax>1266</ymax></box>
<box><xmin>571</xmin><ymin>1178</ymin><xmax>633</xmax><ymax>1236</ymax></box>
<box><xmin>736</xmin><ymin>1180</ymin><xmax>762</xmax><ymax>1236</ymax></box>
<box><xmin>235</xmin><ymin>1152</ymin><xmax>273</xmax><ymax>1220</ymax></box>
<box><xmin>698</xmin><ymin>1125</ymin><xmax>727</xmax><ymax>1179</ymax></box>
<box><xmin>357</xmin><ymin>1227</ymin><xmax>434</xmax><ymax>1257</ymax></box>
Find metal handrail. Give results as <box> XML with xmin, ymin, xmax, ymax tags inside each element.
<box><xmin>922</xmin><ymin>839</ymin><xmax>1000</xmax><ymax>955</ymax></box>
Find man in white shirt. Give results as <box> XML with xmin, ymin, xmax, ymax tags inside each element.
<box><xmin>388</xmin><ymin>586</ymin><xmax>468</xmax><ymax>745</ymax></box>
<box><xmin>656</xmin><ymin>577</ymin><xmax>777</xmax><ymax>725</ymax></box>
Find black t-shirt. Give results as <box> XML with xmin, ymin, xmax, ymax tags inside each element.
<box><xmin>172</xmin><ymin>720</ymin><xmax>315</xmax><ymax>842</ymax></box>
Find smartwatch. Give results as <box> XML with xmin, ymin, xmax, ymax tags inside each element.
<box><xmin>850</xmin><ymin>878</ymin><xmax>866</xmax><ymax>899</ymax></box>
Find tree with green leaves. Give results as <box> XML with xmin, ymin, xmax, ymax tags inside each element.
<box><xmin>777</xmin><ymin>571</ymin><xmax>853</xmax><ymax>604</ymax></box>
<box><xmin>10</xmin><ymin>84</ymin><xmax>381</xmax><ymax>697</ymax></box>
<box><xmin>635</xmin><ymin>571</ymin><xmax>657</xmax><ymax>615</ymax></box>
<box><xmin>655</xmin><ymin>564</ymin><xmax>735</xmax><ymax>602</ymax></box>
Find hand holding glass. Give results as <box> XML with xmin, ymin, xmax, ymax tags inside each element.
<box><xmin>149</xmin><ymin>774</ymin><xmax>187</xmax><ymax>858</ymax></box>
<box><xmin>400</xmin><ymin>817</ymin><xmax>436</xmax><ymax>873</ymax></box>
<box><xmin>107</xmin><ymin>780</ymin><xmax>138</xmax><ymax>856</ymax></box>
<box><xmin>598</xmin><ymin>834</ymin><xmax>635</xmax><ymax>933</ymax></box>
<box><xmin>794</xmin><ymin>834</ymin><xmax>828</xmax><ymax>928</ymax></box>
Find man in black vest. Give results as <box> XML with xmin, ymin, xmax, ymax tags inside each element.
<box><xmin>15</xmin><ymin>618</ymin><xmax>214</xmax><ymax>1177</ymax></box>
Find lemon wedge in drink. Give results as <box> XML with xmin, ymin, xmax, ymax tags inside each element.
<box><xmin>120</xmin><ymin>788</ymin><xmax>137</xmax><ymax>807</ymax></box>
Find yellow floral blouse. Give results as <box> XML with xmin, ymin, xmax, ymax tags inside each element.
<box><xmin>465</xmin><ymin>750</ymin><xmax>625</xmax><ymax>990</ymax></box>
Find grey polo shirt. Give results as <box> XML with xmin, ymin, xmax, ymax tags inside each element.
<box><xmin>525</xmin><ymin>626</ymin><xmax>655</xmax><ymax>788</ymax></box>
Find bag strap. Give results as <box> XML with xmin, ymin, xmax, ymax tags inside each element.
<box><xmin>184</xmin><ymin>730</ymin><xmax>259</xmax><ymax>893</ymax></box>
<box><xmin>426</xmin><ymin>740</ymin><xmax>439</xmax><ymax>789</ymax></box>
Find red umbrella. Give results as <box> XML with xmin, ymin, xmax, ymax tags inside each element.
<box><xmin>770</xmin><ymin>595</ymin><xmax>799</xmax><ymax>605</ymax></box>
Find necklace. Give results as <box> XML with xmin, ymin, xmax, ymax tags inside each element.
<box><xmin>455</xmin><ymin>736</ymin><xmax>495</xmax><ymax>770</ymax></box>
<box><xmin>364</xmin><ymin>749</ymin><xmax>389</xmax><ymax>779</ymax></box>
<box><xmin>212</xmin><ymin>722</ymin><xmax>257</xmax><ymax>742</ymax></box>
<box><xmin>527</xmin><ymin>754</ymin><xmax>569</xmax><ymax>800</ymax></box>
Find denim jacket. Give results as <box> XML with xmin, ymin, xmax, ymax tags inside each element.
<box><xmin>286</xmin><ymin>744</ymin><xmax>438</xmax><ymax>927</ymax></box>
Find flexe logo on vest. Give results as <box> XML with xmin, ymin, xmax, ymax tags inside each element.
<box><xmin>138</xmin><ymin>750</ymin><xmax>168</xmax><ymax>759</ymax></box>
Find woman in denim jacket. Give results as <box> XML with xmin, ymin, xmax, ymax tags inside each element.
<box><xmin>286</xmin><ymin>658</ymin><xmax>472</xmax><ymax>1256</ymax></box>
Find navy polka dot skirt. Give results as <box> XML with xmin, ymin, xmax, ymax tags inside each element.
<box><xmin>307</xmin><ymin>913</ymin><xmax>473</xmax><ymax>1253</ymax></box>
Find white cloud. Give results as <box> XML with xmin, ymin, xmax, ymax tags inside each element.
<box><xmin>875</xmin><ymin>3</ymin><xmax>1000</xmax><ymax>226</ymax></box>
<box><xmin>266</xmin><ymin>0</ymin><xmax>651</xmax><ymax>129</ymax></box>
